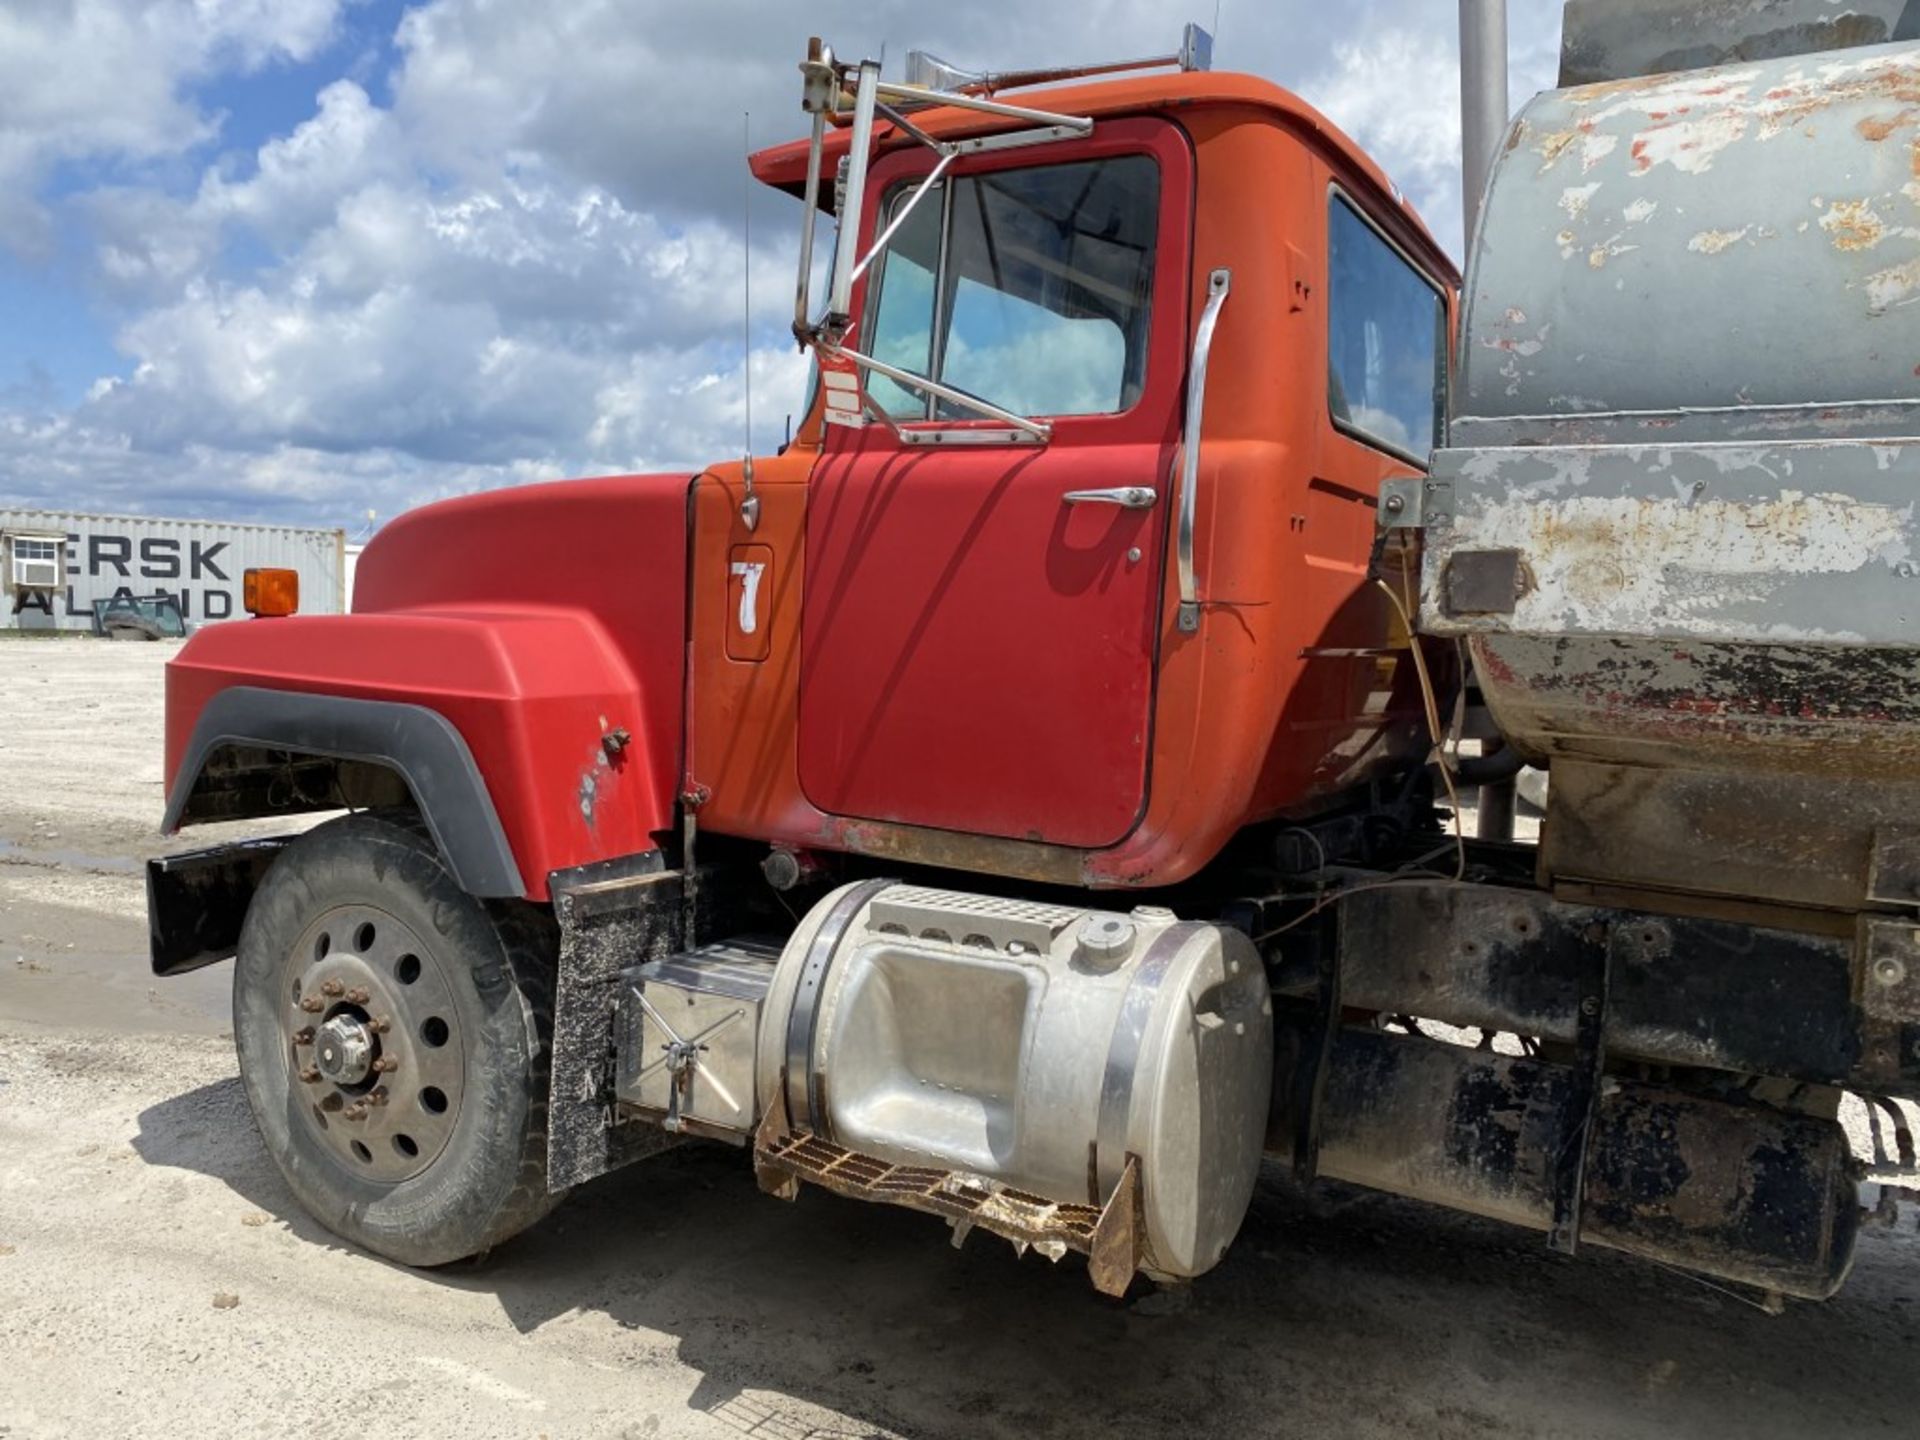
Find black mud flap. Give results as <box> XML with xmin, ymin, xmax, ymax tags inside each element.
<box><xmin>547</xmin><ymin>853</ymin><xmax>684</xmax><ymax>1191</ymax></box>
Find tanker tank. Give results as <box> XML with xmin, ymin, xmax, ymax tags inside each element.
<box><xmin>1423</xmin><ymin>30</ymin><xmax>1920</xmax><ymax>913</ymax></box>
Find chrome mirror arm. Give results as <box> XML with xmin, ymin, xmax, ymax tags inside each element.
<box><xmin>792</xmin><ymin>110</ymin><xmax>828</xmax><ymax>341</ymax></box>
<box><xmin>790</xmin><ymin>27</ymin><xmax>1198</xmax><ymax>350</ymax></box>
<box><xmin>790</xmin><ymin>37</ymin><xmax>1102</xmax><ymax>440</ymax></box>
<box><xmin>828</xmin><ymin>344</ymin><xmax>1052</xmax><ymax>441</ymax></box>
<box><xmin>850</xmin><ymin>149</ymin><xmax>954</xmax><ymax>285</ymax></box>
<box><xmin>866</xmin><ymin>81</ymin><xmax>1093</xmax><ymax>135</ymax></box>
<box><xmin>872</xmin><ymin>100</ymin><xmax>941</xmax><ymax>151</ymax></box>
<box><xmin>792</xmin><ymin>38</ymin><xmax>839</xmax><ymax>343</ymax></box>
<box><xmin>825</xmin><ymin>60</ymin><xmax>882</xmax><ymax>330</ymax></box>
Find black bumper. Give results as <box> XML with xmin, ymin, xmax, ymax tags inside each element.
<box><xmin>147</xmin><ymin>837</ymin><xmax>292</xmax><ymax>976</ymax></box>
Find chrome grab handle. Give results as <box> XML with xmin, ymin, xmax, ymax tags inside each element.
<box><xmin>1062</xmin><ymin>486</ymin><xmax>1158</xmax><ymax>509</ymax></box>
<box><xmin>1176</xmin><ymin>267</ymin><xmax>1231</xmax><ymax>633</ymax></box>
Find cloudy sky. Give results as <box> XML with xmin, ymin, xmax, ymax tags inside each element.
<box><xmin>0</xmin><ymin>0</ymin><xmax>1560</xmax><ymax>532</ymax></box>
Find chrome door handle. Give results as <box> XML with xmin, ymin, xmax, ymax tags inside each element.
<box><xmin>1062</xmin><ymin>486</ymin><xmax>1158</xmax><ymax>509</ymax></box>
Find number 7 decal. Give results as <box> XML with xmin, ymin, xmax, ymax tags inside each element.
<box><xmin>726</xmin><ymin>544</ymin><xmax>773</xmax><ymax>662</ymax></box>
<box><xmin>730</xmin><ymin>561</ymin><xmax>767</xmax><ymax>635</ymax></box>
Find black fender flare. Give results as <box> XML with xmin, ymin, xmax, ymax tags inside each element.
<box><xmin>164</xmin><ymin>686</ymin><xmax>525</xmax><ymax>897</ymax></box>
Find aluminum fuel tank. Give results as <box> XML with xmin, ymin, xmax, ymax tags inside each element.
<box><xmin>757</xmin><ymin>882</ymin><xmax>1273</xmax><ymax>1280</ymax></box>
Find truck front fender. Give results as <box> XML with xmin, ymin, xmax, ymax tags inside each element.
<box><xmin>164</xmin><ymin>609</ymin><xmax>676</xmax><ymax>900</ymax></box>
<box><xmin>164</xmin><ymin>687</ymin><xmax>524</xmax><ymax>896</ymax></box>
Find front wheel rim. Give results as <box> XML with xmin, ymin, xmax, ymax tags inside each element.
<box><xmin>281</xmin><ymin>903</ymin><xmax>467</xmax><ymax>1184</ymax></box>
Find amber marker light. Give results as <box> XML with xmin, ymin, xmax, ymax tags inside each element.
<box><xmin>243</xmin><ymin>567</ymin><xmax>300</xmax><ymax>617</ymax></box>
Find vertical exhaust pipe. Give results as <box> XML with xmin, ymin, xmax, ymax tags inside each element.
<box><xmin>1458</xmin><ymin>0</ymin><xmax>1509</xmax><ymax>255</ymax></box>
<box><xmin>1458</xmin><ymin>0</ymin><xmax>1517</xmax><ymax>841</ymax></box>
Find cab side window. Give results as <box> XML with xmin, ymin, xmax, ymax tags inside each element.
<box><xmin>1327</xmin><ymin>193</ymin><xmax>1447</xmax><ymax>463</ymax></box>
<box><xmin>863</xmin><ymin>155</ymin><xmax>1160</xmax><ymax>421</ymax></box>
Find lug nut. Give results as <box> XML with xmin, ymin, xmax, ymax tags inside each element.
<box><xmin>292</xmin><ymin>1027</ymin><xmax>315</xmax><ymax>1046</ymax></box>
<box><xmin>299</xmin><ymin>997</ymin><xmax>325</xmax><ymax>1014</ymax></box>
<box><xmin>320</xmin><ymin>979</ymin><xmax>345</xmax><ymax>998</ymax></box>
<box><xmin>369</xmin><ymin>1015</ymin><xmax>391</xmax><ymax>1034</ymax></box>
<box><xmin>299</xmin><ymin>1067</ymin><xmax>322</xmax><ymax>1084</ymax></box>
<box><xmin>342</xmin><ymin>1102</ymin><xmax>369</xmax><ymax>1121</ymax></box>
<box><xmin>346</xmin><ymin>987</ymin><xmax>370</xmax><ymax>1005</ymax></box>
<box><xmin>367</xmin><ymin>1088</ymin><xmax>390</xmax><ymax>1108</ymax></box>
<box><xmin>373</xmin><ymin>1056</ymin><xmax>399</xmax><ymax>1074</ymax></box>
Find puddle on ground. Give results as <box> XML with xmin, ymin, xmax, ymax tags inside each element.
<box><xmin>0</xmin><ymin>839</ymin><xmax>141</xmax><ymax>875</ymax></box>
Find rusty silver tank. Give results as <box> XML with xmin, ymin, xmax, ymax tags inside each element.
<box><xmin>1423</xmin><ymin>36</ymin><xmax>1920</xmax><ymax>911</ymax></box>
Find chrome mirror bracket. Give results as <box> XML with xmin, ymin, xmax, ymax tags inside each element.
<box><xmin>788</xmin><ymin>36</ymin><xmax>1096</xmax><ymax>367</ymax></box>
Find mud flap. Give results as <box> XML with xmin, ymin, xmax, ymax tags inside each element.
<box><xmin>546</xmin><ymin>854</ymin><xmax>685</xmax><ymax>1190</ymax></box>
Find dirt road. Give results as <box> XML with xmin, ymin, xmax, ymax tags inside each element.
<box><xmin>1</xmin><ymin>639</ymin><xmax>1916</xmax><ymax>1440</ymax></box>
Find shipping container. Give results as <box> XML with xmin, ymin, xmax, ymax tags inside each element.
<box><xmin>0</xmin><ymin>508</ymin><xmax>346</xmax><ymax>633</ymax></box>
<box><xmin>344</xmin><ymin>542</ymin><xmax>365</xmax><ymax>611</ymax></box>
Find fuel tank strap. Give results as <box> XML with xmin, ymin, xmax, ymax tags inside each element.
<box><xmin>783</xmin><ymin>878</ymin><xmax>895</xmax><ymax>1135</ymax></box>
<box><xmin>1093</xmin><ymin>923</ymin><xmax>1187</xmax><ymax>1202</ymax></box>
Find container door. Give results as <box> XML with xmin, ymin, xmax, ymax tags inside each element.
<box><xmin>799</xmin><ymin>120</ymin><xmax>1192</xmax><ymax>849</ymax></box>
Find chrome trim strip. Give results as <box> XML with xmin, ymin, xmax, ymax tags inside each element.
<box><xmin>924</xmin><ymin>175</ymin><xmax>956</xmax><ymax>420</ymax></box>
<box><xmin>899</xmin><ymin>427</ymin><xmax>1046</xmax><ymax>447</ymax></box>
<box><xmin>950</xmin><ymin>123</ymin><xmax>1089</xmax><ymax>155</ymax></box>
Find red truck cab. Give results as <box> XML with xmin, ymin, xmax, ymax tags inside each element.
<box><xmin>163</xmin><ymin>56</ymin><xmax>1457</xmax><ymax>904</ymax></box>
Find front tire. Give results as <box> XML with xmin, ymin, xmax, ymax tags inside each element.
<box><xmin>233</xmin><ymin>813</ymin><xmax>563</xmax><ymax>1265</ymax></box>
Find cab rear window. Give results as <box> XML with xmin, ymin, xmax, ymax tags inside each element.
<box><xmin>1327</xmin><ymin>193</ymin><xmax>1448</xmax><ymax>464</ymax></box>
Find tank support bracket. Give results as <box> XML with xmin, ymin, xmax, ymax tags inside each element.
<box><xmin>753</xmin><ymin>1123</ymin><xmax>1155</xmax><ymax>1294</ymax></box>
<box><xmin>1087</xmin><ymin>1154</ymin><xmax>1145</xmax><ymax>1297</ymax></box>
<box><xmin>1548</xmin><ymin>929</ymin><xmax>1613</xmax><ymax>1255</ymax></box>
<box><xmin>1290</xmin><ymin>921</ymin><xmax>1343</xmax><ymax>1183</ymax></box>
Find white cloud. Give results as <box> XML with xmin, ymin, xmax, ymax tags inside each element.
<box><xmin>197</xmin><ymin>79</ymin><xmax>404</xmax><ymax>242</ymax></box>
<box><xmin>385</xmin><ymin>1</ymin><xmax>1186</xmax><ymax>225</ymax></box>
<box><xmin>1</xmin><ymin>0</ymin><xmax>1566</xmax><ymax>529</ymax></box>
<box><xmin>24</xmin><ymin>0</ymin><xmax>823</xmax><ymax>522</ymax></box>
<box><xmin>0</xmin><ymin>0</ymin><xmax>350</xmax><ymax>256</ymax></box>
<box><xmin>1299</xmin><ymin>7</ymin><xmax>1564</xmax><ymax>257</ymax></box>
<box><xmin>76</xmin><ymin>155</ymin><xmax>809</xmax><ymax>471</ymax></box>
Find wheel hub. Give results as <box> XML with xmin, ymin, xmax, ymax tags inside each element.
<box><xmin>283</xmin><ymin>903</ymin><xmax>466</xmax><ymax>1184</ymax></box>
<box><xmin>313</xmin><ymin>1014</ymin><xmax>374</xmax><ymax>1085</ymax></box>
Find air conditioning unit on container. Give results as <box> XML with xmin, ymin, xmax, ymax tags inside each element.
<box><xmin>5</xmin><ymin>531</ymin><xmax>66</xmax><ymax>593</ymax></box>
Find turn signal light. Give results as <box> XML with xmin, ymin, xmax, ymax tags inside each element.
<box><xmin>244</xmin><ymin>567</ymin><xmax>300</xmax><ymax>618</ymax></box>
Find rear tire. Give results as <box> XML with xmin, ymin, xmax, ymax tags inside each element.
<box><xmin>233</xmin><ymin>812</ymin><xmax>564</xmax><ymax>1265</ymax></box>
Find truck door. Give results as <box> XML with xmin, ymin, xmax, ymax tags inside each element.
<box><xmin>799</xmin><ymin>120</ymin><xmax>1192</xmax><ymax>849</ymax></box>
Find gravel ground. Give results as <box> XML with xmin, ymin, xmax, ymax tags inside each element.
<box><xmin>1</xmin><ymin>636</ymin><xmax>1917</xmax><ymax>1440</ymax></box>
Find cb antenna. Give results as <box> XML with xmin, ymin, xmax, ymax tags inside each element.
<box><xmin>740</xmin><ymin>108</ymin><xmax>760</xmax><ymax>531</ymax></box>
